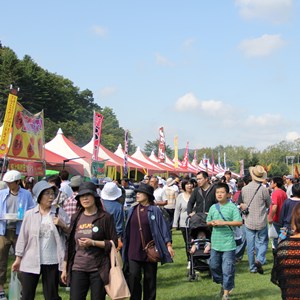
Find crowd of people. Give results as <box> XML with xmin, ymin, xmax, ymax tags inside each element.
<box><xmin>0</xmin><ymin>166</ymin><xmax>299</xmax><ymax>300</ymax></box>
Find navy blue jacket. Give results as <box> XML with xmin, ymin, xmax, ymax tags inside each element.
<box><xmin>122</xmin><ymin>204</ymin><xmax>173</xmax><ymax>264</ymax></box>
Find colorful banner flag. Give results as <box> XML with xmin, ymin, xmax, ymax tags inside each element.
<box><xmin>8</xmin><ymin>159</ymin><xmax>45</xmax><ymax>176</ymax></box>
<box><xmin>203</xmin><ymin>153</ymin><xmax>208</xmax><ymax>171</ymax></box>
<box><xmin>7</xmin><ymin>102</ymin><xmax>44</xmax><ymax>160</ymax></box>
<box><xmin>294</xmin><ymin>165</ymin><xmax>299</xmax><ymax>179</ymax></box>
<box><xmin>0</xmin><ymin>93</ymin><xmax>18</xmax><ymax>155</ymax></box>
<box><xmin>93</xmin><ymin>111</ymin><xmax>104</xmax><ymax>161</ymax></box>
<box><xmin>211</xmin><ymin>151</ymin><xmax>215</xmax><ymax>173</ymax></box>
<box><xmin>158</xmin><ymin>127</ymin><xmax>166</xmax><ymax>163</ymax></box>
<box><xmin>239</xmin><ymin>159</ymin><xmax>244</xmax><ymax>177</ymax></box>
<box><xmin>124</xmin><ymin>130</ymin><xmax>129</xmax><ymax>177</ymax></box>
<box><xmin>91</xmin><ymin>161</ymin><xmax>106</xmax><ymax>177</ymax></box>
<box><xmin>182</xmin><ymin>142</ymin><xmax>189</xmax><ymax>169</ymax></box>
<box><xmin>218</xmin><ymin>151</ymin><xmax>221</xmax><ymax>169</ymax></box>
<box><xmin>174</xmin><ymin>136</ymin><xmax>178</xmax><ymax>168</ymax></box>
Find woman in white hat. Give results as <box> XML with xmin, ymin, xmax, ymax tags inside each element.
<box><xmin>12</xmin><ymin>180</ymin><xmax>70</xmax><ymax>300</ymax></box>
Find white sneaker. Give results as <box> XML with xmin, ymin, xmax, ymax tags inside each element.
<box><xmin>187</xmin><ymin>261</ymin><xmax>191</xmax><ymax>269</ymax></box>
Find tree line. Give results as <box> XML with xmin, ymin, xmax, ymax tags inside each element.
<box><xmin>1</xmin><ymin>43</ymin><xmax>299</xmax><ymax>176</ymax></box>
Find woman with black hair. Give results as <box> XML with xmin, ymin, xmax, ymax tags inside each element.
<box><xmin>122</xmin><ymin>183</ymin><xmax>174</xmax><ymax>300</ymax></box>
<box><xmin>61</xmin><ymin>181</ymin><xmax>118</xmax><ymax>300</ymax></box>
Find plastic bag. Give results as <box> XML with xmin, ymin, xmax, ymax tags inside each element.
<box><xmin>268</xmin><ymin>224</ymin><xmax>278</xmax><ymax>239</ymax></box>
<box><xmin>8</xmin><ymin>271</ymin><xmax>21</xmax><ymax>300</ymax></box>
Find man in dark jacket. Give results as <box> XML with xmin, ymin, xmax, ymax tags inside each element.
<box><xmin>187</xmin><ymin>171</ymin><xmax>217</xmax><ymax>215</ymax></box>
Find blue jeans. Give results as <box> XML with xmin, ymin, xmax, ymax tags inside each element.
<box><xmin>209</xmin><ymin>249</ymin><xmax>236</xmax><ymax>291</ymax></box>
<box><xmin>245</xmin><ymin>225</ymin><xmax>268</xmax><ymax>272</ymax></box>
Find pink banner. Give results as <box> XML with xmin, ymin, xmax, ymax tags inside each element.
<box><xmin>93</xmin><ymin>111</ymin><xmax>104</xmax><ymax>161</ymax></box>
<box><xmin>182</xmin><ymin>142</ymin><xmax>189</xmax><ymax>169</ymax></box>
<box><xmin>158</xmin><ymin>127</ymin><xmax>166</xmax><ymax>163</ymax></box>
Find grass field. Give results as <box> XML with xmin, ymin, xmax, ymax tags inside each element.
<box><xmin>5</xmin><ymin>230</ymin><xmax>282</xmax><ymax>299</ymax></box>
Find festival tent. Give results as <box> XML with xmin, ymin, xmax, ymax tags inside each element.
<box><xmin>165</xmin><ymin>155</ymin><xmax>198</xmax><ymax>175</ymax></box>
<box><xmin>45</xmin><ymin>149</ymin><xmax>84</xmax><ymax>176</ymax></box>
<box><xmin>131</xmin><ymin>147</ymin><xmax>171</xmax><ymax>176</ymax></box>
<box><xmin>82</xmin><ymin>138</ymin><xmax>144</xmax><ymax>178</ymax></box>
<box><xmin>148</xmin><ymin>151</ymin><xmax>181</xmax><ymax>175</ymax></box>
<box><xmin>114</xmin><ymin>144</ymin><xmax>161</xmax><ymax>175</ymax></box>
<box><xmin>45</xmin><ymin>128</ymin><xmax>93</xmax><ymax>177</ymax></box>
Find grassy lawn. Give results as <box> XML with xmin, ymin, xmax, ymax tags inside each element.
<box><xmin>6</xmin><ymin>230</ymin><xmax>281</xmax><ymax>299</ymax></box>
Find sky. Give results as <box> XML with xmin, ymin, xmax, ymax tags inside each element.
<box><xmin>1</xmin><ymin>0</ymin><xmax>300</xmax><ymax>151</ymax></box>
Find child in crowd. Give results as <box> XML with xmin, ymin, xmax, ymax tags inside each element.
<box><xmin>190</xmin><ymin>231</ymin><xmax>211</xmax><ymax>254</ymax></box>
<box><xmin>207</xmin><ymin>182</ymin><xmax>243</xmax><ymax>300</ymax></box>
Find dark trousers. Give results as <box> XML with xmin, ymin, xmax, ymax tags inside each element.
<box><xmin>127</xmin><ymin>260</ymin><xmax>157</xmax><ymax>300</ymax></box>
<box><xmin>70</xmin><ymin>270</ymin><xmax>106</xmax><ymax>300</ymax></box>
<box><xmin>21</xmin><ymin>264</ymin><xmax>61</xmax><ymax>300</ymax></box>
<box><xmin>181</xmin><ymin>228</ymin><xmax>190</xmax><ymax>261</ymax></box>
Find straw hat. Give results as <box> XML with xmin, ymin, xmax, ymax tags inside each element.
<box><xmin>249</xmin><ymin>165</ymin><xmax>267</xmax><ymax>182</ymax></box>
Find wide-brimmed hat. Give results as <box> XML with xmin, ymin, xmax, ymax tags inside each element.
<box><xmin>134</xmin><ymin>183</ymin><xmax>155</xmax><ymax>201</ymax></box>
<box><xmin>69</xmin><ymin>175</ymin><xmax>83</xmax><ymax>187</ymax></box>
<box><xmin>75</xmin><ymin>182</ymin><xmax>100</xmax><ymax>200</ymax></box>
<box><xmin>101</xmin><ymin>182</ymin><xmax>122</xmax><ymax>201</ymax></box>
<box><xmin>249</xmin><ymin>165</ymin><xmax>267</xmax><ymax>182</ymax></box>
<box><xmin>33</xmin><ymin>180</ymin><xmax>55</xmax><ymax>202</ymax></box>
<box><xmin>3</xmin><ymin>170</ymin><xmax>22</xmax><ymax>183</ymax></box>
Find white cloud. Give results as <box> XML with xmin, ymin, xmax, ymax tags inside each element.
<box><xmin>175</xmin><ymin>93</ymin><xmax>226</xmax><ymax>117</ymax></box>
<box><xmin>244</xmin><ymin>113</ymin><xmax>283</xmax><ymax>127</ymax></box>
<box><xmin>91</xmin><ymin>25</ymin><xmax>108</xmax><ymax>37</ymax></box>
<box><xmin>235</xmin><ymin>0</ymin><xmax>293</xmax><ymax>24</ymax></box>
<box><xmin>155</xmin><ymin>53</ymin><xmax>174</xmax><ymax>67</ymax></box>
<box><xmin>99</xmin><ymin>86</ymin><xmax>117</xmax><ymax>98</ymax></box>
<box><xmin>182</xmin><ymin>38</ymin><xmax>196</xmax><ymax>50</ymax></box>
<box><xmin>286</xmin><ymin>131</ymin><xmax>300</xmax><ymax>141</ymax></box>
<box><xmin>238</xmin><ymin>34</ymin><xmax>285</xmax><ymax>57</ymax></box>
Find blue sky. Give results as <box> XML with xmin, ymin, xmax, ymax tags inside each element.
<box><xmin>1</xmin><ymin>0</ymin><xmax>300</xmax><ymax>151</ymax></box>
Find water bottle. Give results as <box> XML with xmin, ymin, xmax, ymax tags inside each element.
<box><xmin>17</xmin><ymin>203</ymin><xmax>24</xmax><ymax>220</ymax></box>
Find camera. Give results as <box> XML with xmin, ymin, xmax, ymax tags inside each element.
<box><xmin>241</xmin><ymin>208</ymin><xmax>249</xmax><ymax>215</ymax></box>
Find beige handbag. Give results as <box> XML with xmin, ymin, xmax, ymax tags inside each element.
<box><xmin>105</xmin><ymin>241</ymin><xmax>131</xmax><ymax>300</ymax></box>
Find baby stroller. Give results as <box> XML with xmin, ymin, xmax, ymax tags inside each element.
<box><xmin>186</xmin><ymin>213</ymin><xmax>211</xmax><ymax>281</ymax></box>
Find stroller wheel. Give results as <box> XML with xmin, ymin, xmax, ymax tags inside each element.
<box><xmin>188</xmin><ymin>273</ymin><xmax>198</xmax><ymax>282</ymax></box>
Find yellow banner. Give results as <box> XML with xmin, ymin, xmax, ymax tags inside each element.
<box><xmin>174</xmin><ymin>135</ymin><xmax>178</xmax><ymax>168</ymax></box>
<box><xmin>7</xmin><ymin>102</ymin><xmax>44</xmax><ymax>160</ymax></box>
<box><xmin>0</xmin><ymin>94</ymin><xmax>18</xmax><ymax>155</ymax></box>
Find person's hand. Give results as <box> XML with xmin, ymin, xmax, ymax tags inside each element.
<box><xmin>53</xmin><ymin>216</ymin><xmax>63</xmax><ymax>227</ymax></box>
<box><xmin>78</xmin><ymin>238</ymin><xmax>93</xmax><ymax>248</ymax></box>
<box><xmin>211</xmin><ymin>220</ymin><xmax>225</xmax><ymax>226</ymax></box>
<box><xmin>117</xmin><ymin>238</ymin><xmax>123</xmax><ymax>251</ymax></box>
<box><xmin>61</xmin><ymin>270</ymin><xmax>68</xmax><ymax>285</ymax></box>
<box><xmin>167</xmin><ymin>244</ymin><xmax>175</xmax><ymax>258</ymax></box>
<box><xmin>12</xmin><ymin>257</ymin><xmax>21</xmax><ymax>272</ymax></box>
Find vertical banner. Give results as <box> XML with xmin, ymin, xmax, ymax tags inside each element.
<box><xmin>158</xmin><ymin>127</ymin><xmax>166</xmax><ymax>163</ymax></box>
<box><xmin>182</xmin><ymin>142</ymin><xmax>189</xmax><ymax>169</ymax></box>
<box><xmin>0</xmin><ymin>93</ymin><xmax>18</xmax><ymax>155</ymax></box>
<box><xmin>218</xmin><ymin>151</ymin><xmax>221</xmax><ymax>169</ymax></box>
<box><xmin>124</xmin><ymin>130</ymin><xmax>129</xmax><ymax>177</ymax></box>
<box><xmin>203</xmin><ymin>153</ymin><xmax>208</xmax><ymax>171</ymax></box>
<box><xmin>211</xmin><ymin>151</ymin><xmax>215</xmax><ymax>174</ymax></box>
<box><xmin>174</xmin><ymin>136</ymin><xmax>178</xmax><ymax>168</ymax></box>
<box><xmin>224</xmin><ymin>152</ymin><xmax>227</xmax><ymax>170</ymax></box>
<box><xmin>7</xmin><ymin>102</ymin><xmax>44</xmax><ymax>160</ymax></box>
<box><xmin>93</xmin><ymin>111</ymin><xmax>104</xmax><ymax>161</ymax></box>
<box><xmin>239</xmin><ymin>159</ymin><xmax>244</xmax><ymax>177</ymax></box>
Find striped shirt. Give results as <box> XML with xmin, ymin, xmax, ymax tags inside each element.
<box><xmin>240</xmin><ymin>181</ymin><xmax>271</xmax><ymax>230</ymax></box>
<box><xmin>207</xmin><ymin>201</ymin><xmax>242</xmax><ymax>252</ymax></box>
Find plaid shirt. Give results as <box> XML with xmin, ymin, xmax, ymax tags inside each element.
<box><xmin>241</xmin><ymin>181</ymin><xmax>271</xmax><ymax>230</ymax></box>
<box><xmin>63</xmin><ymin>192</ymin><xmax>78</xmax><ymax>219</ymax></box>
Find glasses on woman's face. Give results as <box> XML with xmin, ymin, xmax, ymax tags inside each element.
<box><xmin>43</xmin><ymin>191</ymin><xmax>55</xmax><ymax>197</ymax></box>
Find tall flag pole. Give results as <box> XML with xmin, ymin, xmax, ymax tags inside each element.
<box><xmin>218</xmin><ymin>151</ymin><xmax>221</xmax><ymax>169</ymax></box>
<box><xmin>239</xmin><ymin>159</ymin><xmax>244</xmax><ymax>177</ymax></box>
<box><xmin>203</xmin><ymin>153</ymin><xmax>208</xmax><ymax>172</ymax></box>
<box><xmin>158</xmin><ymin>127</ymin><xmax>166</xmax><ymax>163</ymax></box>
<box><xmin>211</xmin><ymin>151</ymin><xmax>215</xmax><ymax>174</ymax></box>
<box><xmin>92</xmin><ymin>111</ymin><xmax>104</xmax><ymax>161</ymax></box>
<box><xmin>174</xmin><ymin>136</ymin><xmax>178</xmax><ymax>168</ymax></box>
<box><xmin>182</xmin><ymin>141</ymin><xmax>189</xmax><ymax>169</ymax></box>
<box><xmin>124</xmin><ymin>130</ymin><xmax>129</xmax><ymax>178</ymax></box>
<box><xmin>224</xmin><ymin>152</ymin><xmax>227</xmax><ymax>170</ymax></box>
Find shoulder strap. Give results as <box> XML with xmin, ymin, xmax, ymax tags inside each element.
<box><xmin>247</xmin><ymin>184</ymin><xmax>262</xmax><ymax>209</ymax></box>
<box><xmin>215</xmin><ymin>203</ymin><xmax>233</xmax><ymax>231</ymax></box>
<box><xmin>136</xmin><ymin>205</ymin><xmax>146</xmax><ymax>249</ymax></box>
